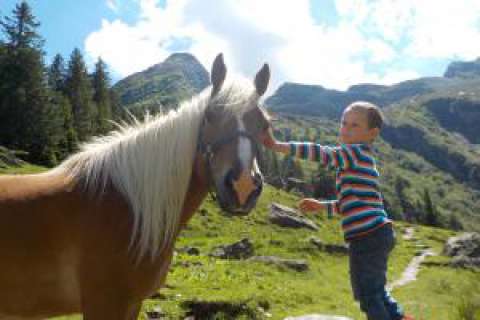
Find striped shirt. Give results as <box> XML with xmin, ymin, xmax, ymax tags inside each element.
<box><xmin>289</xmin><ymin>142</ymin><xmax>392</xmax><ymax>241</ymax></box>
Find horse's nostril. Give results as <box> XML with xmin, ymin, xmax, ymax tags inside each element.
<box><xmin>253</xmin><ymin>173</ymin><xmax>263</xmax><ymax>187</ymax></box>
<box><xmin>225</xmin><ymin>170</ymin><xmax>235</xmax><ymax>188</ymax></box>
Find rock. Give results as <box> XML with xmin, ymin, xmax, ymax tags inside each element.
<box><xmin>210</xmin><ymin>238</ymin><xmax>254</xmax><ymax>259</ymax></box>
<box><xmin>269</xmin><ymin>203</ymin><xmax>319</xmax><ymax>231</ymax></box>
<box><xmin>149</xmin><ymin>292</ymin><xmax>166</xmax><ymax>300</ymax></box>
<box><xmin>443</xmin><ymin>232</ymin><xmax>480</xmax><ymax>269</ymax></box>
<box><xmin>146</xmin><ymin>306</ymin><xmax>164</xmax><ymax>319</ymax></box>
<box><xmin>443</xmin><ymin>232</ymin><xmax>480</xmax><ymax>258</ymax></box>
<box><xmin>450</xmin><ymin>256</ymin><xmax>480</xmax><ymax>269</ymax></box>
<box><xmin>309</xmin><ymin>237</ymin><xmax>349</xmax><ymax>255</ymax></box>
<box><xmin>0</xmin><ymin>146</ymin><xmax>25</xmax><ymax>168</ymax></box>
<box><xmin>181</xmin><ymin>300</ymin><xmax>262</xmax><ymax>319</ymax></box>
<box><xmin>178</xmin><ymin>246</ymin><xmax>201</xmax><ymax>255</ymax></box>
<box><xmin>284</xmin><ymin>177</ymin><xmax>313</xmax><ymax>195</ymax></box>
<box><xmin>249</xmin><ymin>256</ymin><xmax>309</xmax><ymax>272</ymax></box>
<box><xmin>284</xmin><ymin>315</ymin><xmax>353</xmax><ymax>320</ymax></box>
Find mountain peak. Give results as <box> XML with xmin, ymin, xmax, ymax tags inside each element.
<box><xmin>164</xmin><ymin>52</ymin><xmax>202</xmax><ymax>65</ymax></box>
<box><xmin>113</xmin><ymin>52</ymin><xmax>210</xmax><ymax>109</ymax></box>
<box><xmin>444</xmin><ymin>57</ymin><xmax>480</xmax><ymax>79</ymax></box>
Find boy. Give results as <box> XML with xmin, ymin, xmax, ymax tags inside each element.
<box><xmin>260</xmin><ymin>101</ymin><xmax>412</xmax><ymax>320</ymax></box>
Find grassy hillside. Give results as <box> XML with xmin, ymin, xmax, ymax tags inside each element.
<box><xmin>48</xmin><ymin>185</ymin><xmax>478</xmax><ymax>320</ymax></box>
<box><xmin>113</xmin><ymin>53</ymin><xmax>210</xmax><ymax>113</ymax></box>
<box><xmin>268</xmin><ymin>114</ymin><xmax>480</xmax><ymax>233</ymax></box>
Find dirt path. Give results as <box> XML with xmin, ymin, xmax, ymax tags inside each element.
<box><xmin>387</xmin><ymin>227</ymin><xmax>437</xmax><ymax>291</ymax></box>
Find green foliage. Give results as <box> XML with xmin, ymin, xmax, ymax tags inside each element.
<box><xmin>0</xmin><ymin>2</ymin><xmax>61</xmax><ymax>165</ymax></box>
<box><xmin>48</xmin><ymin>54</ymin><xmax>67</xmax><ymax>92</ymax></box>
<box><xmin>92</xmin><ymin>58</ymin><xmax>113</xmax><ymax>134</ymax></box>
<box><xmin>65</xmin><ymin>48</ymin><xmax>95</xmax><ymax>141</ymax></box>
<box><xmin>0</xmin><ymin>1</ymin><xmax>43</xmax><ymax>50</ymax></box>
<box><xmin>423</xmin><ymin>188</ymin><xmax>440</xmax><ymax>227</ymax></box>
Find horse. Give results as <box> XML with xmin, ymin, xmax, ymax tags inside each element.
<box><xmin>0</xmin><ymin>53</ymin><xmax>271</xmax><ymax>319</ymax></box>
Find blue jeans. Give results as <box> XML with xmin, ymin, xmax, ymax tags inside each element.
<box><xmin>349</xmin><ymin>224</ymin><xmax>404</xmax><ymax>320</ymax></box>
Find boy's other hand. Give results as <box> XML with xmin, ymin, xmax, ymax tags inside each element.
<box><xmin>258</xmin><ymin>127</ymin><xmax>277</xmax><ymax>149</ymax></box>
<box><xmin>298</xmin><ymin>198</ymin><xmax>324</xmax><ymax>213</ymax></box>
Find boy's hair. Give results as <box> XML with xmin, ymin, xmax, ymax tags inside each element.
<box><xmin>345</xmin><ymin>101</ymin><xmax>384</xmax><ymax>129</ymax></box>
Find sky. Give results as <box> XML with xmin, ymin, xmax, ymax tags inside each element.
<box><xmin>2</xmin><ymin>0</ymin><xmax>480</xmax><ymax>93</ymax></box>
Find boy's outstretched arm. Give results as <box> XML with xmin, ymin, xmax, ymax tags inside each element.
<box><xmin>259</xmin><ymin>127</ymin><xmax>356</xmax><ymax>170</ymax></box>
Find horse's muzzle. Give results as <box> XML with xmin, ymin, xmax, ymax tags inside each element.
<box><xmin>218</xmin><ymin>171</ymin><xmax>263</xmax><ymax>216</ymax></box>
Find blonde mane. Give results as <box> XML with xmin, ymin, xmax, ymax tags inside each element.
<box><xmin>55</xmin><ymin>82</ymin><xmax>257</xmax><ymax>260</ymax></box>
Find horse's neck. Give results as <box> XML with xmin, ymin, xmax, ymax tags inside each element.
<box><xmin>179</xmin><ymin>153</ymin><xmax>209</xmax><ymax>227</ymax></box>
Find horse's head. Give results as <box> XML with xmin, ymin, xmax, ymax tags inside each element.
<box><xmin>198</xmin><ymin>53</ymin><xmax>270</xmax><ymax>216</ymax></box>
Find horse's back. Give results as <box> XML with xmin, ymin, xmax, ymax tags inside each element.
<box><xmin>0</xmin><ymin>170</ymin><xmax>73</xmax><ymax>200</ymax></box>
<box><xmin>0</xmin><ymin>171</ymin><xmax>84</xmax><ymax>316</ymax></box>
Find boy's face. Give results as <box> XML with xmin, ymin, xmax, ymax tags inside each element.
<box><xmin>339</xmin><ymin>109</ymin><xmax>379</xmax><ymax>144</ymax></box>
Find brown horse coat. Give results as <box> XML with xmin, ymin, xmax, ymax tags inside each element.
<box><xmin>0</xmin><ymin>156</ymin><xmax>208</xmax><ymax>319</ymax></box>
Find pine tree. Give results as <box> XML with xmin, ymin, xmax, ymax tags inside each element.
<box><xmin>394</xmin><ymin>177</ymin><xmax>414</xmax><ymax>221</ymax></box>
<box><xmin>92</xmin><ymin>57</ymin><xmax>112</xmax><ymax>134</ymax></box>
<box><xmin>448</xmin><ymin>214</ymin><xmax>463</xmax><ymax>231</ymax></box>
<box><xmin>109</xmin><ymin>89</ymin><xmax>124</xmax><ymax>120</ymax></box>
<box><xmin>56</xmin><ymin>93</ymin><xmax>77</xmax><ymax>157</ymax></box>
<box><xmin>48</xmin><ymin>53</ymin><xmax>66</xmax><ymax>92</ymax></box>
<box><xmin>423</xmin><ymin>189</ymin><xmax>439</xmax><ymax>227</ymax></box>
<box><xmin>0</xmin><ymin>2</ymin><xmax>59</xmax><ymax>165</ymax></box>
<box><xmin>0</xmin><ymin>1</ymin><xmax>43</xmax><ymax>51</ymax></box>
<box><xmin>65</xmin><ymin>48</ymin><xmax>95</xmax><ymax>141</ymax></box>
<box><xmin>270</xmin><ymin>150</ymin><xmax>280</xmax><ymax>178</ymax></box>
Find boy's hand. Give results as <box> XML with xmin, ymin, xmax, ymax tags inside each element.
<box><xmin>258</xmin><ymin>127</ymin><xmax>277</xmax><ymax>149</ymax></box>
<box><xmin>259</xmin><ymin>127</ymin><xmax>277</xmax><ymax>149</ymax></box>
<box><xmin>298</xmin><ymin>198</ymin><xmax>324</xmax><ymax>213</ymax></box>
<box><xmin>258</xmin><ymin>128</ymin><xmax>290</xmax><ymax>154</ymax></box>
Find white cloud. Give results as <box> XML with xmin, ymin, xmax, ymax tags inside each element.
<box><xmin>106</xmin><ymin>0</ymin><xmax>119</xmax><ymax>13</ymax></box>
<box><xmin>404</xmin><ymin>1</ymin><xmax>480</xmax><ymax>60</ymax></box>
<box><xmin>86</xmin><ymin>0</ymin><xmax>480</xmax><ymax>92</ymax></box>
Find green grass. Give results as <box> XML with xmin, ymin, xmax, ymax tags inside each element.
<box><xmin>2</xmin><ymin>165</ymin><xmax>479</xmax><ymax>320</ymax></box>
<box><xmin>0</xmin><ymin>163</ymin><xmax>47</xmax><ymax>174</ymax></box>
<box><xmin>135</xmin><ymin>188</ymin><xmax>479</xmax><ymax>320</ymax></box>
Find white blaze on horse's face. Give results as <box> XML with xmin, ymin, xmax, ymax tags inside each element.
<box><xmin>232</xmin><ymin>115</ymin><xmax>257</xmax><ymax>206</ymax></box>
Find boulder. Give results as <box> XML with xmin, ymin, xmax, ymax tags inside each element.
<box><xmin>177</xmin><ymin>246</ymin><xmax>201</xmax><ymax>256</ymax></box>
<box><xmin>309</xmin><ymin>237</ymin><xmax>349</xmax><ymax>255</ymax></box>
<box><xmin>209</xmin><ymin>238</ymin><xmax>254</xmax><ymax>259</ymax></box>
<box><xmin>269</xmin><ymin>203</ymin><xmax>319</xmax><ymax>231</ymax></box>
<box><xmin>443</xmin><ymin>232</ymin><xmax>480</xmax><ymax>269</ymax></box>
<box><xmin>0</xmin><ymin>146</ymin><xmax>25</xmax><ymax>168</ymax></box>
<box><xmin>249</xmin><ymin>256</ymin><xmax>309</xmax><ymax>272</ymax></box>
<box><xmin>146</xmin><ymin>306</ymin><xmax>165</xmax><ymax>319</ymax></box>
<box><xmin>450</xmin><ymin>256</ymin><xmax>480</xmax><ymax>269</ymax></box>
<box><xmin>443</xmin><ymin>232</ymin><xmax>480</xmax><ymax>258</ymax></box>
<box><xmin>284</xmin><ymin>315</ymin><xmax>353</xmax><ymax>320</ymax></box>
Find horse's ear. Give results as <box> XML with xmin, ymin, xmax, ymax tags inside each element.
<box><xmin>254</xmin><ymin>63</ymin><xmax>270</xmax><ymax>97</ymax></box>
<box><xmin>211</xmin><ymin>53</ymin><xmax>226</xmax><ymax>97</ymax></box>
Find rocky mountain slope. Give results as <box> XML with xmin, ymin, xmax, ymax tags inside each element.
<box><xmin>265</xmin><ymin>58</ymin><xmax>480</xmax><ymax>229</ymax></box>
<box><xmin>113</xmin><ymin>52</ymin><xmax>210</xmax><ymax>111</ymax></box>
